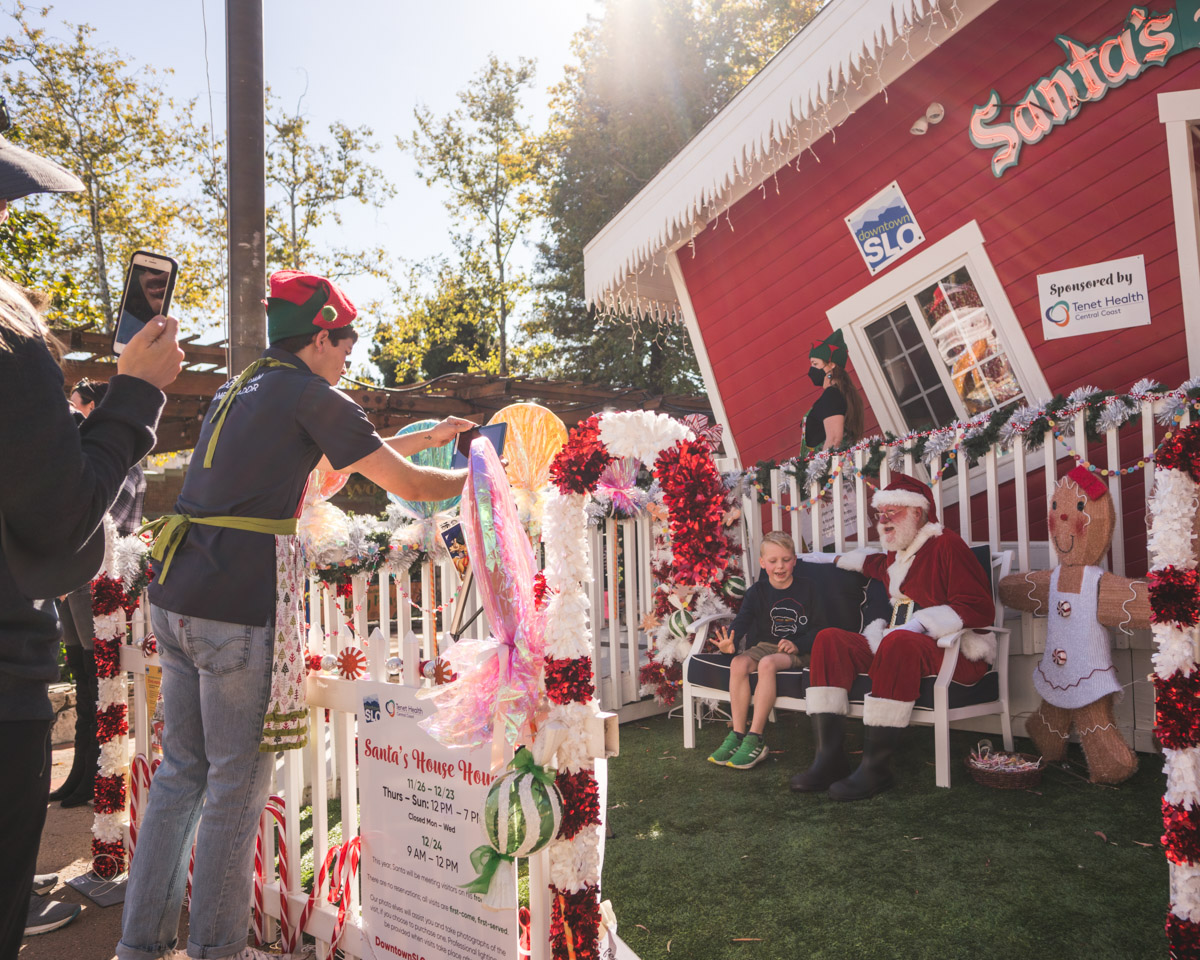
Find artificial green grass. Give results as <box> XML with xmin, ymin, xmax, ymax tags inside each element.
<box><xmin>603</xmin><ymin>713</ymin><xmax>1167</xmax><ymax>960</ymax></box>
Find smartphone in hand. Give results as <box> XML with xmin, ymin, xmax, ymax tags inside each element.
<box><xmin>112</xmin><ymin>250</ymin><xmax>178</xmax><ymax>354</ymax></box>
<box><xmin>451</xmin><ymin>422</ymin><xmax>507</xmax><ymax>469</ymax></box>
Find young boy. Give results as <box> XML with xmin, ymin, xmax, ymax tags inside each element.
<box><xmin>709</xmin><ymin>531</ymin><xmax>821</xmax><ymax>769</ymax></box>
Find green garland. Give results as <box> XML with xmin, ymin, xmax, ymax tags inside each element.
<box><xmin>313</xmin><ymin>529</ymin><xmax>393</xmax><ymax>587</ymax></box>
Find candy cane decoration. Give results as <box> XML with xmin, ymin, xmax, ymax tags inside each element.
<box><xmin>127</xmin><ymin>755</ymin><xmax>151</xmax><ymax>861</ymax></box>
<box><xmin>252</xmin><ymin>795</ymin><xmax>299</xmax><ymax>952</ymax></box>
<box><xmin>185</xmin><ymin>838</ymin><xmax>196</xmax><ymax>909</ymax></box>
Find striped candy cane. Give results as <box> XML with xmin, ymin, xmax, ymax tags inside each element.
<box><xmin>185</xmin><ymin>838</ymin><xmax>197</xmax><ymax>909</ymax></box>
<box><xmin>295</xmin><ymin>835</ymin><xmax>362</xmax><ymax>960</ymax></box>
<box><xmin>127</xmin><ymin>754</ymin><xmax>153</xmax><ymax>861</ymax></box>
<box><xmin>252</xmin><ymin>795</ymin><xmax>299</xmax><ymax>952</ymax></box>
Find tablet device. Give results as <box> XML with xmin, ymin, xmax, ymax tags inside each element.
<box><xmin>451</xmin><ymin>422</ymin><xmax>507</xmax><ymax>469</ymax></box>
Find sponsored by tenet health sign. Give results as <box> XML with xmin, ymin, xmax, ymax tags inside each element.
<box><xmin>845</xmin><ymin>181</ymin><xmax>925</xmax><ymax>276</ymax></box>
<box><xmin>1036</xmin><ymin>255</ymin><xmax>1151</xmax><ymax>341</ymax></box>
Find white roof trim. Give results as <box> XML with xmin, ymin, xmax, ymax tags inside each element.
<box><xmin>583</xmin><ymin>0</ymin><xmax>993</xmax><ymax>320</ymax></box>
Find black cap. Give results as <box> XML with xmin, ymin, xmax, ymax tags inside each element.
<box><xmin>0</xmin><ymin>136</ymin><xmax>82</xmax><ymax>201</ymax></box>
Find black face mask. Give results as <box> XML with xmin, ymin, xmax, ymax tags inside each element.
<box><xmin>808</xmin><ymin>367</ymin><xmax>827</xmax><ymax>388</ymax></box>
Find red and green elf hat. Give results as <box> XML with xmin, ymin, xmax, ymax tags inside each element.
<box><xmin>809</xmin><ymin>329</ymin><xmax>847</xmax><ymax>367</ymax></box>
<box><xmin>264</xmin><ymin>270</ymin><xmax>357</xmax><ymax>343</ymax></box>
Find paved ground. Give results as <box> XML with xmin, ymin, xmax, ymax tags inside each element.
<box><xmin>19</xmin><ymin>743</ymin><xmax>191</xmax><ymax>960</ymax></box>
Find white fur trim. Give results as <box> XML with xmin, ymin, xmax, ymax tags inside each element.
<box><xmin>911</xmin><ymin>604</ymin><xmax>962</xmax><ymax>640</ymax></box>
<box><xmin>960</xmin><ymin>629</ymin><xmax>997</xmax><ymax>664</ymax></box>
<box><xmin>886</xmin><ymin>522</ymin><xmax>943</xmax><ymax>599</ymax></box>
<box><xmin>872</xmin><ymin>489</ymin><xmax>932</xmax><ymax>511</ymax></box>
<box><xmin>835</xmin><ymin>549</ymin><xmax>878</xmax><ymax>573</ymax></box>
<box><xmin>863</xmin><ymin>695</ymin><xmax>913</xmax><ymax>728</ymax></box>
<box><xmin>806</xmin><ymin>686</ymin><xmax>848</xmax><ymax>716</ymax></box>
<box><xmin>863</xmin><ymin>618</ymin><xmax>887</xmax><ymax>653</ymax></box>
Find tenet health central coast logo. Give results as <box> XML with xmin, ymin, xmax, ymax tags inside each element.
<box><xmin>1044</xmin><ymin>300</ymin><xmax>1070</xmax><ymax>327</ymax></box>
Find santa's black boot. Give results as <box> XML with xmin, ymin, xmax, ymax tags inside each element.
<box><xmin>827</xmin><ymin>725</ymin><xmax>905</xmax><ymax>801</ymax></box>
<box><xmin>790</xmin><ymin>714</ymin><xmax>850</xmax><ymax>792</ymax></box>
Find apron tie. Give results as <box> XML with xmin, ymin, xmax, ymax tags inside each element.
<box><xmin>141</xmin><ymin>514</ymin><xmax>299</xmax><ymax>584</ymax></box>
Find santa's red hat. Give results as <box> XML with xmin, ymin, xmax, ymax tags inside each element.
<box><xmin>871</xmin><ymin>473</ymin><xmax>937</xmax><ymax>524</ymax></box>
<box><xmin>264</xmin><ymin>270</ymin><xmax>357</xmax><ymax>343</ymax></box>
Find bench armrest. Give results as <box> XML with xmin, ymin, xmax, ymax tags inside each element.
<box><xmin>686</xmin><ymin>612</ymin><xmax>735</xmax><ymax>658</ymax></box>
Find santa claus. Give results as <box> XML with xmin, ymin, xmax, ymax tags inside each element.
<box><xmin>790</xmin><ymin>473</ymin><xmax>995</xmax><ymax>800</ymax></box>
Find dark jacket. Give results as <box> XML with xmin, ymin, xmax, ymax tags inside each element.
<box><xmin>0</xmin><ymin>329</ymin><xmax>163</xmax><ymax>721</ymax></box>
<box><xmin>728</xmin><ymin>575</ymin><xmax>824</xmax><ymax>656</ymax></box>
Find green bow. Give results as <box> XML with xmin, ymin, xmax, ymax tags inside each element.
<box><xmin>460</xmin><ymin>843</ymin><xmax>512</xmax><ymax>895</ymax></box>
<box><xmin>508</xmin><ymin>746</ymin><xmax>556</xmax><ymax>787</ymax></box>
<box><xmin>140</xmin><ymin>513</ymin><xmax>298</xmax><ymax>584</ymax></box>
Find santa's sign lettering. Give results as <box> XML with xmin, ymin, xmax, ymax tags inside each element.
<box><xmin>970</xmin><ymin>3</ymin><xmax>1200</xmax><ymax>177</ymax></box>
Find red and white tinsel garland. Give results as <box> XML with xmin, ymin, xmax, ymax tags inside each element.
<box><xmin>1147</xmin><ymin>424</ymin><xmax>1200</xmax><ymax>957</ymax></box>
<box><xmin>91</xmin><ymin>576</ymin><xmax>133</xmax><ymax>879</ymax></box>
<box><xmin>541</xmin><ymin>410</ymin><xmax>736</xmax><ymax>958</ymax></box>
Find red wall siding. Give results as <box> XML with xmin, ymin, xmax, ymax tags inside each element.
<box><xmin>682</xmin><ymin>0</ymin><xmax>1198</xmax><ymax>470</ymax></box>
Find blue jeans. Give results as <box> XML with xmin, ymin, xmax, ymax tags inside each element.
<box><xmin>117</xmin><ymin>606</ymin><xmax>275</xmax><ymax>960</ymax></box>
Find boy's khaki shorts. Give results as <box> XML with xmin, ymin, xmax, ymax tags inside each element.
<box><xmin>742</xmin><ymin>641</ymin><xmax>808</xmax><ymax>670</ymax></box>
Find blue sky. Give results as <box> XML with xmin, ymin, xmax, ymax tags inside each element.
<box><xmin>20</xmin><ymin>0</ymin><xmax>602</xmax><ymax>363</ymax></box>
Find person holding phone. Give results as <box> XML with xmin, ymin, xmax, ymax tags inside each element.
<box><xmin>0</xmin><ymin>130</ymin><xmax>184</xmax><ymax>960</ymax></box>
<box><xmin>119</xmin><ymin>270</ymin><xmax>470</xmax><ymax>960</ymax></box>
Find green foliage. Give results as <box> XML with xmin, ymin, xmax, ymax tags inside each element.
<box><xmin>532</xmin><ymin>0</ymin><xmax>823</xmax><ymax>393</ymax></box>
<box><xmin>265</xmin><ymin>90</ymin><xmax>395</xmax><ymax>279</ymax></box>
<box><xmin>0</xmin><ymin>207</ymin><xmax>104</xmax><ymax>326</ymax></box>
<box><xmin>371</xmin><ymin>251</ymin><xmax>500</xmax><ymax>386</ymax></box>
<box><xmin>403</xmin><ymin>55</ymin><xmax>546</xmax><ymax>377</ymax></box>
<box><xmin>606</xmin><ymin>714</ymin><xmax>1166</xmax><ymax>960</ymax></box>
<box><xmin>0</xmin><ymin>2</ymin><xmax>216</xmax><ymax>330</ymax></box>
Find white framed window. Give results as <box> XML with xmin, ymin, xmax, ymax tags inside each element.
<box><xmin>1158</xmin><ymin>89</ymin><xmax>1200</xmax><ymax>378</ymax></box>
<box><xmin>826</xmin><ymin>221</ymin><xmax>1050</xmax><ymax>435</ymax></box>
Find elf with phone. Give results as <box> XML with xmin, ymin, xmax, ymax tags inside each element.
<box><xmin>119</xmin><ymin>271</ymin><xmax>471</xmax><ymax>960</ymax></box>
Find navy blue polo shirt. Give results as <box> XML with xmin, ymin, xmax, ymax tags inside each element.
<box><xmin>148</xmin><ymin>347</ymin><xmax>383</xmax><ymax>626</ymax></box>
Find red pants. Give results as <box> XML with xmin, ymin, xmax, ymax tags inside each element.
<box><xmin>810</xmin><ymin>627</ymin><xmax>990</xmax><ymax>702</ymax></box>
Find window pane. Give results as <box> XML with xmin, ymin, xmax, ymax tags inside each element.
<box><xmin>915</xmin><ymin>267</ymin><xmax>1025</xmax><ymax>416</ymax></box>
<box><xmin>865</xmin><ymin>304</ymin><xmax>959</xmax><ymax>434</ymax></box>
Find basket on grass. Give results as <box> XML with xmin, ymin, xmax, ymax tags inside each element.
<box><xmin>965</xmin><ymin>740</ymin><xmax>1044</xmax><ymax>790</ymax></box>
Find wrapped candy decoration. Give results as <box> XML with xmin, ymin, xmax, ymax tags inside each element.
<box><xmin>386</xmin><ymin>419</ymin><xmax>461</xmax><ymax>519</ymax></box>
<box><xmin>336</xmin><ymin>647</ymin><xmax>368</xmax><ymax>680</ymax></box>
<box><xmin>667</xmin><ymin>608</ymin><xmax>694</xmax><ymax>639</ymax></box>
<box><xmin>721</xmin><ymin>575</ymin><xmax>746</xmax><ymax>600</ymax></box>
<box><xmin>463</xmin><ymin>747</ymin><xmax>561</xmax><ymax>909</ymax></box>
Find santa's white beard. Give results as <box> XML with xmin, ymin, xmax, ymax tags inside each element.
<box><xmin>879</xmin><ymin>512</ymin><xmax>922</xmax><ymax>552</ymax></box>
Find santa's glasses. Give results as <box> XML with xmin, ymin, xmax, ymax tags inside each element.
<box><xmin>876</xmin><ymin>507</ymin><xmax>911</xmax><ymax>523</ymax></box>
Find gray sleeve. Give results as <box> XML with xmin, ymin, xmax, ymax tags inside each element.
<box><xmin>295</xmin><ymin>380</ymin><xmax>384</xmax><ymax>470</ymax></box>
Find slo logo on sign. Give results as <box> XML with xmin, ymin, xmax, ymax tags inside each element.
<box><xmin>845</xmin><ymin>181</ymin><xmax>925</xmax><ymax>276</ymax></box>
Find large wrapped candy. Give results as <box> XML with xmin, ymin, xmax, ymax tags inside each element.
<box><xmin>385</xmin><ymin>419</ymin><xmax>461</xmax><ymax>518</ymax></box>
<box><xmin>488</xmin><ymin>403</ymin><xmax>567</xmax><ymax>535</ymax></box>
<box><xmin>463</xmin><ymin>748</ymin><xmax>561</xmax><ymax>909</ymax></box>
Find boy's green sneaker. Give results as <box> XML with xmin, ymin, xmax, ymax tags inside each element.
<box><xmin>708</xmin><ymin>731</ymin><xmax>742</xmax><ymax>764</ymax></box>
<box><xmin>727</xmin><ymin>733</ymin><xmax>769</xmax><ymax>769</ymax></box>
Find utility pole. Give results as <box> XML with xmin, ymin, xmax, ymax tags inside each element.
<box><xmin>226</xmin><ymin>0</ymin><xmax>266</xmax><ymax>374</ymax></box>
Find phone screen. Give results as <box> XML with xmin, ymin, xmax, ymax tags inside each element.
<box><xmin>114</xmin><ymin>257</ymin><xmax>175</xmax><ymax>350</ymax></box>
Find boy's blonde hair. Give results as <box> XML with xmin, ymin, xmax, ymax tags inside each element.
<box><xmin>759</xmin><ymin>531</ymin><xmax>796</xmax><ymax>556</ymax></box>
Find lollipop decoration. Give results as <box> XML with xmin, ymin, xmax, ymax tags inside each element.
<box><xmin>386</xmin><ymin>419</ymin><xmax>461</xmax><ymax>522</ymax></box>
<box><xmin>488</xmin><ymin>403</ymin><xmax>568</xmax><ymax>536</ymax></box>
<box><xmin>418</xmin><ymin>438</ymin><xmax>546</xmax><ymax>759</ymax></box>
<box><xmin>335</xmin><ymin>647</ymin><xmax>368</xmax><ymax>680</ymax></box>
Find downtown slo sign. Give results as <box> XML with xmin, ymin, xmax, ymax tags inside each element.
<box><xmin>970</xmin><ymin>4</ymin><xmax>1200</xmax><ymax>176</ymax></box>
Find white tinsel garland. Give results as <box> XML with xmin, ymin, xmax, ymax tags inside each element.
<box><xmin>598</xmin><ymin>411</ymin><xmax>691</xmax><ymax>462</ymax></box>
<box><xmin>91</xmin><ymin>811</ymin><xmax>127</xmax><ymax>843</ymax></box>
<box><xmin>549</xmin><ymin>826</ymin><xmax>602</xmax><ymax>892</ymax></box>
<box><xmin>544</xmin><ymin>592</ymin><xmax>593</xmax><ymax>660</ymax></box>
<box><xmin>1172</xmin><ymin>864</ymin><xmax>1200</xmax><ymax>922</ymax></box>
<box><xmin>98</xmin><ymin>739</ymin><xmax>128</xmax><ymax>777</ymax></box>
<box><xmin>1148</xmin><ymin>469</ymin><xmax>1199</xmax><ymax>568</ymax></box>
<box><xmin>1154</xmin><ymin>624</ymin><xmax>1200</xmax><ymax>680</ymax></box>
<box><xmin>553</xmin><ymin>702</ymin><xmax>602</xmax><ymax>774</ymax></box>
<box><xmin>1066</xmin><ymin>385</ymin><xmax>1101</xmax><ymax>407</ymax></box>
<box><xmin>1166</xmin><ymin>747</ymin><xmax>1200</xmax><ymax>810</ymax></box>
<box><xmin>97</xmin><ymin>677</ymin><xmax>128</xmax><ymax>712</ymax></box>
<box><xmin>1000</xmin><ymin>405</ymin><xmax>1040</xmax><ymax>445</ymax></box>
<box><xmin>93</xmin><ymin>612</ymin><xmax>125</xmax><ymax>641</ymax></box>
<box><xmin>111</xmin><ymin>534</ymin><xmax>149</xmax><ymax>585</ymax></box>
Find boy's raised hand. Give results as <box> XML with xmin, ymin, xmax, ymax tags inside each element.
<box><xmin>713</xmin><ymin>625</ymin><xmax>736</xmax><ymax>654</ymax></box>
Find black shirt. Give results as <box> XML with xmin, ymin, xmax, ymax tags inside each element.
<box><xmin>148</xmin><ymin>347</ymin><xmax>383</xmax><ymax>626</ymax></box>
<box><xmin>1</xmin><ymin>330</ymin><xmax>162</xmax><ymax>721</ymax></box>
<box><xmin>804</xmin><ymin>385</ymin><xmax>848</xmax><ymax>449</ymax></box>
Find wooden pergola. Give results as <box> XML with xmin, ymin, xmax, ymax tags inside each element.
<box><xmin>56</xmin><ymin>329</ymin><xmax>714</xmax><ymax>453</ymax></box>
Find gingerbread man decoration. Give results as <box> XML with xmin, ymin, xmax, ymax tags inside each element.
<box><xmin>998</xmin><ymin>465</ymin><xmax>1149</xmax><ymax>784</ymax></box>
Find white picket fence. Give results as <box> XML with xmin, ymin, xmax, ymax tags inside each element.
<box><xmin>114</xmin><ymin>398</ymin><xmax>1177</xmax><ymax>954</ymax></box>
